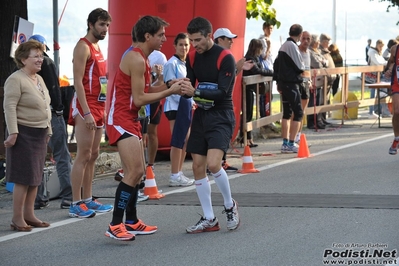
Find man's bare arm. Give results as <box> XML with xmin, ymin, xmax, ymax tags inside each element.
<box><xmin>73</xmin><ymin>41</ymin><xmax>91</xmax><ymax>114</ymax></box>
<box><xmin>123</xmin><ymin>51</ymin><xmax>181</xmax><ymax>107</ymax></box>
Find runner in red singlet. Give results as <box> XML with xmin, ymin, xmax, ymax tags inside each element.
<box><xmin>68</xmin><ymin>8</ymin><xmax>113</xmax><ymax>219</ymax></box>
<box><xmin>104</xmin><ymin>16</ymin><xmax>184</xmax><ymax>241</ymax></box>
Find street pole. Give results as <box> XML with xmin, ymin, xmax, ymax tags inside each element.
<box><xmin>52</xmin><ymin>0</ymin><xmax>59</xmax><ymax>74</ymax></box>
<box><xmin>333</xmin><ymin>0</ymin><xmax>337</xmax><ymax>44</ymax></box>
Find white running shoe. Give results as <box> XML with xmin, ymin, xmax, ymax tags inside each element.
<box><xmin>223</xmin><ymin>199</ymin><xmax>240</xmax><ymax>230</ymax></box>
<box><xmin>186</xmin><ymin>216</ymin><xmax>220</xmax><ymax>233</ymax></box>
<box><xmin>169</xmin><ymin>173</ymin><xmax>194</xmax><ymax>187</ymax></box>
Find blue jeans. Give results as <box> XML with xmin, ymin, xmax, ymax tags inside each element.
<box><xmin>369</xmin><ymin>89</ymin><xmax>375</xmax><ymax>114</ymax></box>
<box><xmin>48</xmin><ymin>113</ymin><xmax>72</xmax><ymax>201</ymax></box>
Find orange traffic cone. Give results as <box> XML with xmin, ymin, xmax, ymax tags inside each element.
<box><xmin>238</xmin><ymin>146</ymin><xmax>259</xmax><ymax>173</ymax></box>
<box><xmin>143</xmin><ymin>166</ymin><xmax>164</xmax><ymax>199</ymax></box>
<box><xmin>297</xmin><ymin>134</ymin><xmax>311</xmax><ymax>158</ymax></box>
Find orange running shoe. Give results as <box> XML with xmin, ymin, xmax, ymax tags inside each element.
<box><xmin>222</xmin><ymin>161</ymin><xmax>238</xmax><ymax>173</ymax></box>
<box><xmin>389</xmin><ymin>138</ymin><xmax>399</xmax><ymax>155</ymax></box>
<box><xmin>125</xmin><ymin>219</ymin><xmax>157</xmax><ymax>235</ymax></box>
<box><xmin>105</xmin><ymin>223</ymin><xmax>135</xmax><ymax>241</ymax></box>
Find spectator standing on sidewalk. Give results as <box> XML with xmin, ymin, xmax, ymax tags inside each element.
<box><xmin>28</xmin><ymin>34</ymin><xmax>73</xmax><ymax>210</ymax></box>
<box><xmin>213</xmin><ymin>27</ymin><xmax>245</xmax><ymax>172</ymax></box>
<box><xmin>146</xmin><ymin>50</ymin><xmax>167</xmax><ymax>174</ymax></box>
<box><xmin>318</xmin><ymin>33</ymin><xmax>336</xmax><ymax>125</ymax></box>
<box><xmin>366</xmin><ymin>39</ymin><xmax>372</xmax><ymax>63</ymax></box>
<box><xmin>296</xmin><ymin>31</ymin><xmax>311</xmax><ymax>144</ymax></box>
<box><xmin>241</xmin><ymin>38</ymin><xmax>273</xmax><ymax>147</ymax></box>
<box><xmin>273</xmin><ymin>24</ymin><xmax>305</xmax><ymax>153</ymax></box>
<box><xmin>328</xmin><ymin>43</ymin><xmax>343</xmax><ymax>96</ymax></box>
<box><xmin>259</xmin><ymin>22</ymin><xmax>275</xmax><ymax>119</ymax></box>
<box><xmin>163</xmin><ymin>33</ymin><xmax>195</xmax><ymax>186</ymax></box>
<box><xmin>4</xmin><ymin>40</ymin><xmax>52</xmax><ymax>231</ymax></box>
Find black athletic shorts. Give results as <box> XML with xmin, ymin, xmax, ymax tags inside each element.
<box><xmin>149</xmin><ymin>101</ymin><xmax>162</xmax><ymax>125</ymax></box>
<box><xmin>186</xmin><ymin>108</ymin><xmax>235</xmax><ymax>156</ymax></box>
<box><xmin>164</xmin><ymin>110</ymin><xmax>177</xmax><ymax>121</ymax></box>
<box><xmin>140</xmin><ymin>116</ymin><xmax>149</xmax><ymax>134</ymax></box>
<box><xmin>299</xmin><ymin>82</ymin><xmax>310</xmax><ymax>100</ymax></box>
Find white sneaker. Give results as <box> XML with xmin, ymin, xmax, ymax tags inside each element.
<box><xmin>368</xmin><ymin>112</ymin><xmax>379</xmax><ymax>119</ymax></box>
<box><xmin>186</xmin><ymin>216</ymin><xmax>220</xmax><ymax>233</ymax></box>
<box><xmin>180</xmin><ymin>173</ymin><xmax>194</xmax><ymax>183</ymax></box>
<box><xmin>137</xmin><ymin>191</ymin><xmax>149</xmax><ymax>202</ymax></box>
<box><xmin>223</xmin><ymin>199</ymin><xmax>240</xmax><ymax>230</ymax></box>
<box><xmin>169</xmin><ymin>174</ymin><xmax>194</xmax><ymax>187</ymax></box>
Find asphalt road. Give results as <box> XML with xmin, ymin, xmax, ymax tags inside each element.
<box><xmin>0</xmin><ymin>111</ymin><xmax>398</xmax><ymax>266</ymax></box>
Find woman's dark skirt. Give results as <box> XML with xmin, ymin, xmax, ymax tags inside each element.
<box><xmin>6</xmin><ymin>125</ymin><xmax>47</xmax><ymax>186</ymax></box>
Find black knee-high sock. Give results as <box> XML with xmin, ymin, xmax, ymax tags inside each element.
<box><xmin>125</xmin><ymin>185</ymin><xmax>139</xmax><ymax>224</ymax></box>
<box><xmin>111</xmin><ymin>182</ymin><xmax>135</xmax><ymax>225</ymax></box>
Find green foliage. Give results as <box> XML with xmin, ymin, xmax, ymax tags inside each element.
<box><xmin>371</xmin><ymin>0</ymin><xmax>399</xmax><ymax>25</ymax></box>
<box><xmin>246</xmin><ymin>0</ymin><xmax>281</xmax><ymax>28</ymax></box>
<box><xmin>373</xmin><ymin>0</ymin><xmax>399</xmax><ymax>10</ymax></box>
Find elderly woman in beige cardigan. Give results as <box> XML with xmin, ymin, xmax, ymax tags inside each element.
<box><xmin>4</xmin><ymin>40</ymin><xmax>52</xmax><ymax>231</ymax></box>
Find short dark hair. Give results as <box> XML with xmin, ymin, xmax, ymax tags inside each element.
<box><xmin>263</xmin><ymin>22</ymin><xmax>272</xmax><ymax>30</ymax></box>
<box><xmin>214</xmin><ymin>36</ymin><xmax>226</xmax><ymax>44</ymax></box>
<box><xmin>131</xmin><ymin>25</ymin><xmax>137</xmax><ymax>43</ymax></box>
<box><xmin>134</xmin><ymin>15</ymin><xmax>169</xmax><ymax>43</ymax></box>
<box><xmin>14</xmin><ymin>40</ymin><xmax>43</xmax><ymax>69</ymax></box>
<box><xmin>289</xmin><ymin>24</ymin><xmax>303</xmax><ymax>37</ymax></box>
<box><xmin>87</xmin><ymin>8</ymin><xmax>112</xmax><ymax>32</ymax></box>
<box><xmin>174</xmin><ymin>32</ymin><xmax>188</xmax><ymax>45</ymax></box>
<box><xmin>187</xmin><ymin>17</ymin><xmax>212</xmax><ymax>37</ymax></box>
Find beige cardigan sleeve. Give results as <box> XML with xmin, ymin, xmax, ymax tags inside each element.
<box><xmin>4</xmin><ymin>75</ymin><xmax>21</xmax><ymax>135</ymax></box>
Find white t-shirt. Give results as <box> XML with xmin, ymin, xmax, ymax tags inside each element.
<box><xmin>259</xmin><ymin>34</ymin><xmax>274</xmax><ymax>71</ymax></box>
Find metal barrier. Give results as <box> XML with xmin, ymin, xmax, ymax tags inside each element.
<box><xmin>241</xmin><ymin>65</ymin><xmax>385</xmax><ymax>146</ymax></box>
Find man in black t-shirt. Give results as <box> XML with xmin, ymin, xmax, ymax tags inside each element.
<box><xmin>180</xmin><ymin>17</ymin><xmax>240</xmax><ymax>234</ymax></box>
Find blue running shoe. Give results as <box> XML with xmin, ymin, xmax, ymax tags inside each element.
<box><xmin>281</xmin><ymin>144</ymin><xmax>289</xmax><ymax>153</ymax></box>
<box><xmin>86</xmin><ymin>199</ymin><xmax>113</xmax><ymax>213</ymax></box>
<box><xmin>285</xmin><ymin>143</ymin><xmax>299</xmax><ymax>153</ymax></box>
<box><xmin>69</xmin><ymin>202</ymin><xmax>96</xmax><ymax>218</ymax></box>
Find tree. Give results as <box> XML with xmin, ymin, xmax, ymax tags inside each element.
<box><xmin>0</xmin><ymin>0</ymin><xmax>27</xmax><ymax>155</ymax></box>
<box><xmin>246</xmin><ymin>0</ymin><xmax>281</xmax><ymax>28</ymax></box>
<box><xmin>370</xmin><ymin>0</ymin><xmax>399</xmax><ymax>24</ymax></box>
<box><xmin>373</xmin><ymin>0</ymin><xmax>399</xmax><ymax>10</ymax></box>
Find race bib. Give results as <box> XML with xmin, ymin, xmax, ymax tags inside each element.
<box><xmin>98</xmin><ymin>76</ymin><xmax>107</xmax><ymax>102</ymax></box>
<box><xmin>193</xmin><ymin>82</ymin><xmax>217</xmax><ymax>110</ymax></box>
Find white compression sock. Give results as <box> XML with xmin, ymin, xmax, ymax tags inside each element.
<box><xmin>195</xmin><ymin>176</ymin><xmax>214</xmax><ymax>220</ymax></box>
<box><xmin>212</xmin><ymin>168</ymin><xmax>233</xmax><ymax>209</ymax></box>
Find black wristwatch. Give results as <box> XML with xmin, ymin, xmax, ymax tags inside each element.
<box><xmin>166</xmin><ymin>79</ymin><xmax>172</xmax><ymax>89</ymax></box>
